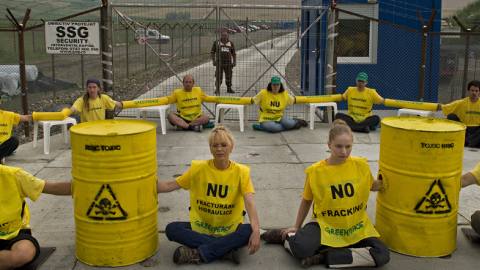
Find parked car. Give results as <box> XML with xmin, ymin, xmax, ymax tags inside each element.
<box><xmin>256</xmin><ymin>24</ymin><xmax>269</xmax><ymax>30</ymax></box>
<box><xmin>249</xmin><ymin>25</ymin><xmax>260</xmax><ymax>31</ymax></box>
<box><xmin>133</xmin><ymin>29</ymin><xmax>170</xmax><ymax>44</ymax></box>
<box><xmin>215</xmin><ymin>27</ymin><xmax>236</xmax><ymax>34</ymax></box>
<box><xmin>232</xmin><ymin>26</ymin><xmax>246</xmax><ymax>33</ymax></box>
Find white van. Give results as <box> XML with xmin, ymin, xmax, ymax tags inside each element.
<box><xmin>133</xmin><ymin>29</ymin><xmax>170</xmax><ymax>44</ymax></box>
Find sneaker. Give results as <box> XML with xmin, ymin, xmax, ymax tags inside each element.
<box><xmin>227</xmin><ymin>87</ymin><xmax>235</xmax><ymax>93</ymax></box>
<box><xmin>291</xmin><ymin>122</ymin><xmax>302</xmax><ymax>130</ymax></box>
<box><xmin>173</xmin><ymin>246</ymin><xmax>203</xmax><ymax>264</ymax></box>
<box><xmin>192</xmin><ymin>125</ymin><xmax>203</xmax><ymax>132</ymax></box>
<box><xmin>294</xmin><ymin>118</ymin><xmax>308</xmax><ymax>127</ymax></box>
<box><xmin>222</xmin><ymin>248</ymin><xmax>240</xmax><ymax>264</ymax></box>
<box><xmin>363</xmin><ymin>126</ymin><xmax>370</xmax><ymax>133</ymax></box>
<box><xmin>263</xmin><ymin>229</ymin><xmax>284</xmax><ymax>244</ymax></box>
<box><xmin>173</xmin><ymin>125</ymin><xmax>184</xmax><ymax>131</ymax></box>
<box><xmin>300</xmin><ymin>253</ymin><xmax>325</xmax><ymax>268</ymax></box>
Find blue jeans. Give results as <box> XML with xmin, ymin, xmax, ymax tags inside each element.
<box><xmin>260</xmin><ymin>116</ymin><xmax>298</xmax><ymax>133</ymax></box>
<box><xmin>165</xmin><ymin>222</ymin><xmax>252</xmax><ymax>263</ymax></box>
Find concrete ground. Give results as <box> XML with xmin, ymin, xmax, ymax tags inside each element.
<box><xmin>4</xmin><ymin>118</ymin><xmax>480</xmax><ymax>270</ymax></box>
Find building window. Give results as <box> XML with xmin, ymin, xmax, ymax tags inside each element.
<box><xmin>337</xmin><ymin>4</ymin><xmax>378</xmax><ymax>64</ymax></box>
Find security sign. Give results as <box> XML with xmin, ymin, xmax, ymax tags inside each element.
<box><xmin>45</xmin><ymin>21</ymin><xmax>100</xmax><ymax>55</ymax></box>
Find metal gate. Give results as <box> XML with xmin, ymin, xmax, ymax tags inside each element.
<box><xmin>111</xmin><ymin>3</ymin><xmax>327</xmax><ymax>122</ymax></box>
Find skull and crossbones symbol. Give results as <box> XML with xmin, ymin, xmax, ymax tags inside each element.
<box><xmin>425</xmin><ymin>192</ymin><xmax>445</xmax><ymax>209</ymax></box>
<box><xmin>94</xmin><ymin>198</ymin><xmax>117</xmax><ymax>215</ymax></box>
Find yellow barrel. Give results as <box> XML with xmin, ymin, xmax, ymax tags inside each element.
<box><xmin>70</xmin><ymin>120</ymin><xmax>158</xmax><ymax>266</ymax></box>
<box><xmin>376</xmin><ymin>116</ymin><xmax>465</xmax><ymax>257</ymax></box>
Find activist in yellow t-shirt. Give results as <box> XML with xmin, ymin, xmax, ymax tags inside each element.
<box><xmin>0</xmin><ymin>110</ymin><xmax>20</xmax><ymax>145</ymax></box>
<box><xmin>176</xmin><ymin>159</ymin><xmax>254</xmax><ymax>236</ymax></box>
<box><xmin>442</xmin><ymin>98</ymin><xmax>480</xmax><ymax>126</ymax></box>
<box><xmin>253</xmin><ymin>89</ymin><xmax>295</xmax><ymax>123</ymax></box>
<box><xmin>157</xmin><ymin>126</ymin><xmax>260</xmax><ymax>264</ymax></box>
<box><xmin>0</xmin><ymin>166</ymin><xmax>45</xmax><ymax>240</ymax></box>
<box><xmin>167</xmin><ymin>87</ymin><xmax>207</xmax><ymax>122</ymax></box>
<box><xmin>342</xmin><ymin>87</ymin><xmax>383</xmax><ymax>123</ymax></box>
<box><xmin>468</xmin><ymin>162</ymin><xmax>480</xmax><ymax>187</ymax></box>
<box><xmin>70</xmin><ymin>78</ymin><xmax>121</xmax><ymax>123</ymax></box>
<box><xmin>72</xmin><ymin>95</ymin><xmax>117</xmax><ymax>123</ymax></box>
<box><xmin>250</xmin><ymin>77</ymin><xmax>308</xmax><ymax>133</ymax></box>
<box><xmin>0</xmin><ymin>166</ymin><xmax>71</xmax><ymax>268</ymax></box>
<box><xmin>263</xmin><ymin>119</ymin><xmax>389</xmax><ymax>268</ymax></box>
<box><xmin>303</xmin><ymin>157</ymin><xmax>379</xmax><ymax>247</ymax></box>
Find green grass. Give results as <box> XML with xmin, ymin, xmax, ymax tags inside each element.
<box><xmin>450</xmin><ymin>0</ymin><xmax>480</xmax><ymax>30</ymax></box>
<box><xmin>1</xmin><ymin>0</ymin><xmax>198</xmax><ymax>24</ymax></box>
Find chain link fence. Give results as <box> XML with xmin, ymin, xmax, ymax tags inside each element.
<box><xmin>112</xmin><ymin>3</ymin><xmax>308</xmax><ymax>123</ymax></box>
<box><xmin>0</xmin><ymin>8</ymin><xmax>101</xmax><ymax>141</ymax></box>
<box><xmin>334</xmin><ymin>7</ymin><xmax>480</xmax><ymax>120</ymax></box>
<box><xmin>3</xmin><ymin>2</ymin><xmax>480</xmax><ymax>139</ymax></box>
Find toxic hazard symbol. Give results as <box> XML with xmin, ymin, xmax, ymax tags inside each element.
<box><xmin>414</xmin><ymin>179</ymin><xmax>452</xmax><ymax>214</ymax></box>
<box><xmin>86</xmin><ymin>184</ymin><xmax>128</xmax><ymax>220</ymax></box>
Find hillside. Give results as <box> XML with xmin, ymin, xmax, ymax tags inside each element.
<box><xmin>0</xmin><ymin>0</ymin><xmax>303</xmax><ymax>24</ymax></box>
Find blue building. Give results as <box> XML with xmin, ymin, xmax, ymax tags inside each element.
<box><xmin>301</xmin><ymin>0</ymin><xmax>442</xmax><ymax>110</ymax></box>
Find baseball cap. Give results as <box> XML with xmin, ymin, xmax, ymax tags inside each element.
<box><xmin>356</xmin><ymin>72</ymin><xmax>368</xmax><ymax>82</ymax></box>
<box><xmin>271</xmin><ymin>76</ymin><xmax>281</xmax><ymax>84</ymax></box>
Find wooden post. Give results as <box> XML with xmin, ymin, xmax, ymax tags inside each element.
<box><xmin>125</xmin><ymin>23</ymin><xmax>129</xmax><ymax>77</ymax></box>
<box><xmin>6</xmin><ymin>8</ymin><xmax>31</xmax><ymax>137</ymax></box>
<box><xmin>101</xmin><ymin>0</ymin><xmax>114</xmax><ymax>119</ymax></box>
<box><xmin>297</xmin><ymin>17</ymin><xmax>300</xmax><ymax>48</ymax></box>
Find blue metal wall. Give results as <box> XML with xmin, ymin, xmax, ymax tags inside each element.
<box><xmin>301</xmin><ymin>0</ymin><xmax>324</xmax><ymax>96</ymax></box>
<box><xmin>301</xmin><ymin>0</ymin><xmax>442</xmax><ymax>107</ymax></box>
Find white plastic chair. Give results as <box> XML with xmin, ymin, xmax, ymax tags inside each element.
<box><xmin>33</xmin><ymin>117</ymin><xmax>77</xmax><ymax>155</ymax></box>
<box><xmin>398</xmin><ymin>108</ymin><xmax>435</xmax><ymax>118</ymax></box>
<box><xmin>215</xmin><ymin>104</ymin><xmax>248</xmax><ymax>132</ymax></box>
<box><xmin>136</xmin><ymin>104</ymin><xmax>170</xmax><ymax>135</ymax></box>
<box><xmin>305</xmin><ymin>102</ymin><xmax>338</xmax><ymax>129</ymax></box>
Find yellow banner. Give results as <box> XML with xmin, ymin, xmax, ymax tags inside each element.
<box><xmin>204</xmin><ymin>96</ymin><xmax>252</xmax><ymax>105</ymax></box>
<box><xmin>122</xmin><ymin>97</ymin><xmax>169</xmax><ymax>109</ymax></box>
<box><xmin>384</xmin><ymin>99</ymin><xmax>437</xmax><ymax>111</ymax></box>
<box><xmin>295</xmin><ymin>94</ymin><xmax>343</xmax><ymax>103</ymax></box>
<box><xmin>32</xmin><ymin>108</ymin><xmax>71</xmax><ymax>121</ymax></box>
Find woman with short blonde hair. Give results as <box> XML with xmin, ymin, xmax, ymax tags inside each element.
<box><xmin>157</xmin><ymin>126</ymin><xmax>260</xmax><ymax>265</ymax></box>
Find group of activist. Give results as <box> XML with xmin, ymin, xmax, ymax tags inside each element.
<box><xmin>1</xmin><ymin>73</ymin><xmax>480</xmax><ymax>269</ymax></box>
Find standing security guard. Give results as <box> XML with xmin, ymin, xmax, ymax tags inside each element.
<box><xmin>211</xmin><ymin>32</ymin><xmax>237</xmax><ymax>94</ymax></box>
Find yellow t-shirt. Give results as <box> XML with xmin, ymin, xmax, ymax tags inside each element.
<box><xmin>72</xmin><ymin>95</ymin><xmax>117</xmax><ymax>123</ymax></box>
<box><xmin>303</xmin><ymin>158</ymin><xmax>374</xmax><ymax>201</ymax></box>
<box><xmin>176</xmin><ymin>160</ymin><xmax>254</xmax><ymax>195</ymax></box>
<box><xmin>167</xmin><ymin>87</ymin><xmax>207</xmax><ymax>122</ymax></box>
<box><xmin>303</xmin><ymin>157</ymin><xmax>378</xmax><ymax>247</ymax></box>
<box><xmin>0</xmin><ymin>166</ymin><xmax>44</xmax><ymax>240</ymax></box>
<box><xmin>176</xmin><ymin>160</ymin><xmax>254</xmax><ymax>237</ymax></box>
<box><xmin>342</xmin><ymin>87</ymin><xmax>383</xmax><ymax>123</ymax></box>
<box><xmin>442</xmin><ymin>97</ymin><xmax>480</xmax><ymax>126</ymax></box>
<box><xmin>253</xmin><ymin>90</ymin><xmax>295</xmax><ymax>122</ymax></box>
<box><xmin>469</xmin><ymin>162</ymin><xmax>480</xmax><ymax>186</ymax></box>
<box><xmin>0</xmin><ymin>110</ymin><xmax>20</xmax><ymax>144</ymax></box>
